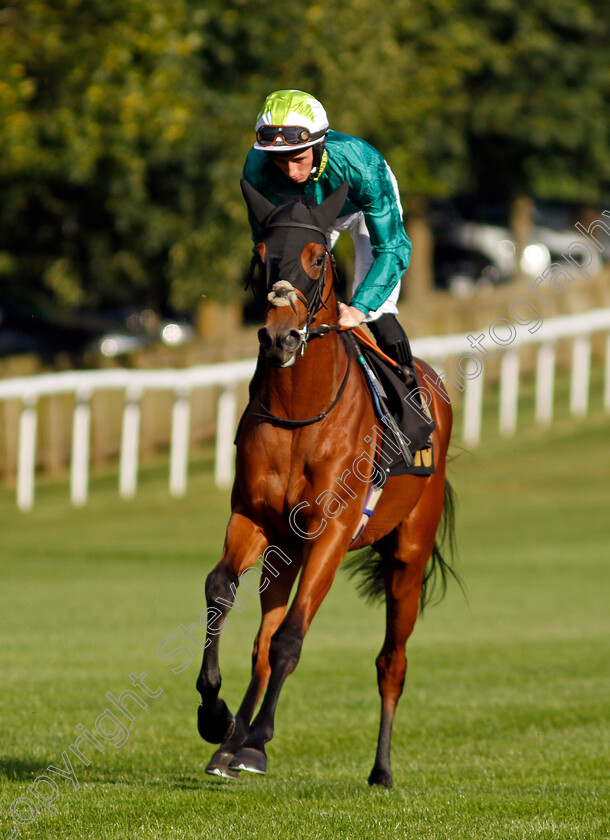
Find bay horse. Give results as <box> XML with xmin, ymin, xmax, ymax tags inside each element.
<box><xmin>195</xmin><ymin>180</ymin><xmax>456</xmax><ymax>787</ymax></box>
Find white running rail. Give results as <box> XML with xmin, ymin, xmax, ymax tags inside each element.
<box><xmin>1</xmin><ymin>308</ymin><xmax>609</xmax><ymax>510</ymax></box>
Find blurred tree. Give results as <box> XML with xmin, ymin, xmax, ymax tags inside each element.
<box><xmin>465</xmin><ymin>0</ymin><xmax>610</xmax><ymax>263</ymax></box>
<box><xmin>293</xmin><ymin>0</ymin><xmax>487</xmax><ymax>299</ymax></box>
<box><xmin>297</xmin><ymin>0</ymin><xmax>609</xmax><ymax>294</ymax></box>
<box><xmin>0</xmin><ymin>0</ymin><xmax>247</xmax><ymax>313</ymax></box>
<box><xmin>0</xmin><ymin>0</ymin><xmax>607</xmax><ymax>318</ymax></box>
<box><xmin>169</xmin><ymin>0</ymin><xmax>310</xmax><ymax>311</ymax></box>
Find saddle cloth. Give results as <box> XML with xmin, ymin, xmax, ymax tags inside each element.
<box><xmin>351</xmin><ymin>333</ymin><xmax>436</xmax><ymax>478</ymax></box>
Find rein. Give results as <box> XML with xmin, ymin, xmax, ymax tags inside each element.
<box><xmin>251</xmin><ymin>351</ymin><xmax>352</xmax><ymax>428</ymax></box>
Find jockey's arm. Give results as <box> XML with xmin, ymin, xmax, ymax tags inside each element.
<box><xmin>344</xmin><ymin>152</ymin><xmax>411</xmax><ymax>318</ymax></box>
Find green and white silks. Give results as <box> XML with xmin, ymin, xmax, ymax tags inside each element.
<box><xmin>243</xmin><ymin>130</ymin><xmax>411</xmax><ymax>318</ymax></box>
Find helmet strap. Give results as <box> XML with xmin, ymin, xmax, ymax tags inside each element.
<box><xmin>310</xmin><ymin>144</ymin><xmax>327</xmax><ymax>182</ymax></box>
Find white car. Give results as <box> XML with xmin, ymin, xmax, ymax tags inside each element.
<box><xmin>433</xmin><ymin>205</ymin><xmax>603</xmax><ymax>295</ymax></box>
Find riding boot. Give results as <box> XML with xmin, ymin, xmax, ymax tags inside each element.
<box><xmin>367</xmin><ymin>313</ymin><xmax>416</xmax><ymax>387</ymax></box>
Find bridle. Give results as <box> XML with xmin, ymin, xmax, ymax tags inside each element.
<box><xmin>245</xmin><ymin>217</ymin><xmax>413</xmax><ymax>466</ymax></box>
<box><xmin>248</xmin><ymin>218</ymin><xmax>353</xmax><ymax>428</ymax></box>
<box><xmin>249</xmin><ymin>219</ymin><xmax>344</xmax><ymax>357</ymax></box>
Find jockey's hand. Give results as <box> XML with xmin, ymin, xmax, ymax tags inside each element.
<box><xmin>338</xmin><ymin>302</ymin><xmax>366</xmax><ymax>328</ymax></box>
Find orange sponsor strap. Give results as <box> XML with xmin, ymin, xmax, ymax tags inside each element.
<box><xmin>339</xmin><ymin>324</ymin><xmax>401</xmax><ymax>371</ymax></box>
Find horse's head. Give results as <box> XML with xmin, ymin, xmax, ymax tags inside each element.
<box><xmin>241</xmin><ymin>179</ymin><xmax>348</xmax><ymax>367</ymax></box>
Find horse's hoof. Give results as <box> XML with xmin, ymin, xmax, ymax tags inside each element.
<box><xmin>197</xmin><ymin>701</ymin><xmax>235</xmax><ymax>744</ymax></box>
<box><xmin>229</xmin><ymin>747</ymin><xmax>267</xmax><ymax>775</ymax></box>
<box><xmin>368</xmin><ymin>765</ymin><xmax>393</xmax><ymax>788</ymax></box>
<box><xmin>205</xmin><ymin>750</ymin><xmax>240</xmax><ymax>780</ymax></box>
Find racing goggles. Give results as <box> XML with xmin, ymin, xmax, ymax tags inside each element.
<box><xmin>256</xmin><ymin>125</ymin><xmax>327</xmax><ymax>147</ymax></box>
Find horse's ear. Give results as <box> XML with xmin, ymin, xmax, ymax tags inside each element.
<box><xmin>240</xmin><ymin>179</ymin><xmax>276</xmax><ymax>225</ymax></box>
<box><xmin>312</xmin><ymin>181</ymin><xmax>349</xmax><ymax>230</ymax></box>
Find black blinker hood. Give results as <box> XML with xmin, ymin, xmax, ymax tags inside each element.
<box><xmin>240</xmin><ymin>179</ymin><xmax>349</xmax><ymax>301</ymax></box>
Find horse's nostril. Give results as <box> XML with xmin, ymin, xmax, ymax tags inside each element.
<box><xmin>282</xmin><ymin>330</ymin><xmax>302</xmax><ymax>352</ymax></box>
<box><xmin>258</xmin><ymin>327</ymin><xmax>273</xmax><ymax>349</ymax></box>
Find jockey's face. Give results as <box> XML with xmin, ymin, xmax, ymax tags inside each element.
<box><xmin>271</xmin><ymin>147</ymin><xmax>314</xmax><ymax>184</ymax></box>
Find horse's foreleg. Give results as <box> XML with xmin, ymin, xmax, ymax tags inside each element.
<box><xmin>195</xmin><ymin>512</ymin><xmax>269</xmax><ymax>745</ymax></box>
<box><xmin>205</xmin><ymin>557</ymin><xmax>300</xmax><ymax>777</ymax></box>
<box><xmin>229</xmin><ymin>526</ymin><xmax>350</xmax><ymax>775</ymax></box>
<box><xmin>369</xmin><ymin>475</ymin><xmax>446</xmax><ymax>788</ymax></box>
<box><xmin>195</xmin><ymin>562</ymin><xmax>240</xmax><ymax>745</ymax></box>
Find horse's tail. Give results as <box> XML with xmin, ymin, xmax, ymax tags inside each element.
<box><xmin>419</xmin><ymin>479</ymin><xmax>462</xmax><ymax>613</ymax></box>
<box><xmin>343</xmin><ymin>479</ymin><xmax>462</xmax><ymax>614</ymax></box>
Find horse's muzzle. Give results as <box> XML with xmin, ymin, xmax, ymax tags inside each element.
<box><xmin>257</xmin><ymin>326</ymin><xmax>302</xmax><ymax>367</ymax></box>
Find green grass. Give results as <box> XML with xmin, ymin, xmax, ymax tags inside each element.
<box><xmin>0</xmin><ymin>407</ymin><xmax>609</xmax><ymax>839</ymax></box>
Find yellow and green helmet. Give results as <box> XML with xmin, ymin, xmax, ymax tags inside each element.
<box><xmin>254</xmin><ymin>90</ymin><xmax>329</xmax><ymax>152</ymax></box>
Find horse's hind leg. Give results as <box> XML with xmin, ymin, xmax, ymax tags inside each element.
<box><xmin>196</xmin><ymin>511</ymin><xmax>269</xmax><ymax>746</ymax></box>
<box><xmin>206</xmin><ymin>557</ymin><xmax>300</xmax><ymax>777</ymax></box>
<box><xmin>369</xmin><ymin>477</ymin><xmax>445</xmax><ymax>788</ymax></box>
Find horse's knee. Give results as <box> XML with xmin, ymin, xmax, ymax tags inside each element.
<box><xmin>269</xmin><ymin>624</ymin><xmax>303</xmax><ymax>675</ymax></box>
<box><xmin>205</xmin><ymin>564</ymin><xmax>237</xmax><ymax>605</ymax></box>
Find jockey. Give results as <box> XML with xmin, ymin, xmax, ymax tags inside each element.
<box><xmin>243</xmin><ymin>88</ymin><xmax>416</xmax><ymax>383</ymax></box>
